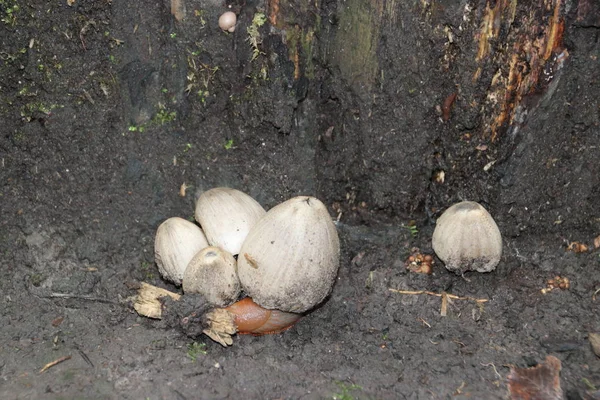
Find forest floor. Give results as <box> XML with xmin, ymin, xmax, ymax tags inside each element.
<box><xmin>0</xmin><ymin>0</ymin><xmax>599</xmax><ymax>399</ymax></box>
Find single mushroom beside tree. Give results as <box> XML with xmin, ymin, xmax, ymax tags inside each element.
<box><xmin>432</xmin><ymin>201</ymin><xmax>502</xmax><ymax>274</ymax></box>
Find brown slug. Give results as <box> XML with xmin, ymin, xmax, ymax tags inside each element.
<box><xmin>224</xmin><ymin>297</ymin><xmax>301</xmax><ymax>335</ymax></box>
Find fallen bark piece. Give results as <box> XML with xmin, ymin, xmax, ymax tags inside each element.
<box><xmin>133</xmin><ymin>282</ymin><xmax>181</xmax><ymax>319</ymax></box>
<box><xmin>134</xmin><ymin>283</ymin><xmax>237</xmax><ymax>346</ymax></box>
<box><xmin>508</xmin><ymin>355</ymin><xmax>563</xmax><ymax>400</ymax></box>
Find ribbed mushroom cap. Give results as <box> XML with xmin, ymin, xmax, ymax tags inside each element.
<box><xmin>432</xmin><ymin>201</ymin><xmax>502</xmax><ymax>274</ymax></box>
<box><xmin>237</xmin><ymin>196</ymin><xmax>340</xmax><ymax>313</ymax></box>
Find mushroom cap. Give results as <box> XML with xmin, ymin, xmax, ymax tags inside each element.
<box><xmin>183</xmin><ymin>246</ymin><xmax>241</xmax><ymax>307</ymax></box>
<box><xmin>154</xmin><ymin>217</ymin><xmax>209</xmax><ymax>285</ymax></box>
<box><xmin>218</xmin><ymin>11</ymin><xmax>236</xmax><ymax>32</ymax></box>
<box><xmin>194</xmin><ymin>187</ymin><xmax>266</xmax><ymax>255</ymax></box>
<box><xmin>237</xmin><ymin>196</ymin><xmax>340</xmax><ymax>313</ymax></box>
<box><xmin>432</xmin><ymin>201</ymin><xmax>502</xmax><ymax>274</ymax></box>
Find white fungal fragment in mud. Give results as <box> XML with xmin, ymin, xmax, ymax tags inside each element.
<box><xmin>218</xmin><ymin>11</ymin><xmax>237</xmax><ymax>33</ymax></box>
<box><xmin>432</xmin><ymin>201</ymin><xmax>502</xmax><ymax>274</ymax></box>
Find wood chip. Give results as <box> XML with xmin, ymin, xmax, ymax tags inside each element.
<box><xmin>171</xmin><ymin>0</ymin><xmax>185</xmax><ymax>21</ymax></box>
<box><xmin>133</xmin><ymin>282</ymin><xmax>181</xmax><ymax>319</ymax></box>
<box><xmin>440</xmin><ymin>292</ymin><xmax>448</xmax><ymax>316</ymax></box>
<box><xmin>567</xmin><ymin>241</ymin><xmax>588</xmax><ymax>253</ymax></box>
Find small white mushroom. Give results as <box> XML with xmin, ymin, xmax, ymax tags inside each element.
<box><xmin>154</xmin><ymin>217</ymin><xmax>209</xmax><ymax>285</ymax></box>
<box><xmin>183</xmin><ymin>246</ymin><xmax>241</xmax><ymax>307</ymax></box>
<box><xmin>218</xmin><ymin>11</ymin><xmax>237</xmax><ymax>32</ymax></box>
<box><xmin>432</xmin><ymin>201</ymin><xmax>502</xmax><ymax>274</ymax></box>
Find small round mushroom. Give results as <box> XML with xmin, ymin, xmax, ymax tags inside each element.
<box><xmin>154</xmin><ymin>217</ymin><xmax>209</xmax><ymax>285</ymax></box>
<box><xmin>183</xmin><ymin>246</ymin><xmax>241</xmax><ymax>307</ymax></box>
<box><xmin>432</xmin><ymin>201</ymin><xmax>502</xmax><ymax>274</ymax></box>
<box><xmin>218</xmin><ymin>11</ymin><xmax>237</xmax><ymax>32</ymax></box>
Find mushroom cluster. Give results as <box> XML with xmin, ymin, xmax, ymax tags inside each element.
<box><xmin>153</xmin><ymin>187</ymin><xmax>340</xmax><ymax>342</ymax></box>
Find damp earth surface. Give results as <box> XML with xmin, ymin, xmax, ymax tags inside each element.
<box><xmin>0</xmin><ymin>0</ymin><xmax>599</xmax><ymax>399</ymax></box>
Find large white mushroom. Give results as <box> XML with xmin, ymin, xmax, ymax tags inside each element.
<box><xmin>237</xmin><ymin>196</ymin><xmax>340</xmax><ymax>313</ymax></box>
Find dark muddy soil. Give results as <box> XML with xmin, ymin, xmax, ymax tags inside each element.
<box><xmin>1</xmin><ymin>0</ymin><xmax>599</xmax><ymax>399</ymax></box>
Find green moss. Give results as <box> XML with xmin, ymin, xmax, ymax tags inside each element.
<box><xmin>20</xmin><ymin>102</ymin><xmax>60</xmax><ymax>121</ymax></box>
<box><xmin>139</xmin><ymin>261</ymin><xmax>154</xmax><ymax>280</ymax></box>
<box><xmin>331</xmin><ymin>382</ymin><xmax>362</xmax><ymax>400</ymax></box>
<box><xmin>247</xmin><ymin>13</ymin><xmax>267</xmax><ymax>61</ymax></box>
<box><xmin>186</xmin><ymin>342</ymin><xmax>207</xmax><ymax>361</ymax></box>
<box><xmin>0</xmin><ymin>0</ymin><xmax>19</xmax><ymax>26</ymax></box>
<box><xmin>30</xmin><ymin>273</ymin><xmax>44</xmax><ymax>287</ymax></box>
<box><xmin>152</xmin><ymin>107</ymin><xmax>176</xmax><ymax>125</ymax></box>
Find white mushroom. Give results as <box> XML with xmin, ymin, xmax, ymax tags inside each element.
<box><xmin>183</xmin><ymin>246</ymin><xmax>241</xmax><ymax>307</ymax></box>
<box><xmin>154</xmin><ymin>217</ymin><xmax>209</xmax><ymax>285</ymax></box>
<box><xmin>195</xmin><ymin>187</ymin><xmax>266</xmax><ymax>255</ymax></box>
<box><xmin>237</xmin><ymin>196</ymin><xmax>340</xmax><ymax>313</ymax></box>
<box><xmin>218</xmin><ymin>11</ymin><xmax>237</xmax><ymax>32</ymax></box>
<box><xmin>432</xmin><ymin>201</ymin><xmax>502</xmax><ymax>274</ymax></box>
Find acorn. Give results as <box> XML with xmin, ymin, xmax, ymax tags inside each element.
<box><xmin>154</xmin><ymin>217</ymin><xmax>209</xmax><ymax>285</ymax></box>
<box><xmin>195</xmin><ymin>187</ymin><xmax>266</xmax><ymax>255</ymax></box>
<box><xmin>432</xmin><ymin>201</ymin><xmax>502</xmax><ymax>274</ymax></box>
<box><xmin>183</xmin><ymin>246</ymin><xmax>241</xmax><ymax>307</ymax></box>
<box><xmin>237</xmin><ymin>196</ymin><xmax>340</xmax><ymax>313</ymax></box>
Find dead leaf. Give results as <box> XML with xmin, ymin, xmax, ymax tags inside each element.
<box><xmin>594</xmin><ymin>235</ymin><xmax>600</xmax><ymax>249</ymax></box>
<box><xmin>589</xmin><ymin>333</ymin><xmax>600</xmax><ymax>358</ymax></box>
<box><xmin>567</xmin><ymin>241</ymin><xmax>588</xmax><ymax>253</ymax></box>
<box><xmin>508</xmin><ymin>355</ymin><xmax>563</xmax><ymax>400</ymax></box>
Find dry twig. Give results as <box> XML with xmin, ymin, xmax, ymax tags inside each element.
<box><xmin>389</xmin><ymin>288</ymin><xmax>488</xmax><ymax>303</ymax></box>
<box><xmin>389</xmin><ymin>288</ymin><xmax>488</xmax><ymax>316</ymax></box>
<box><xmin>40</xmin><ymin>355</ymin><xmax>71</xmax><ymax>373</ymax></box>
